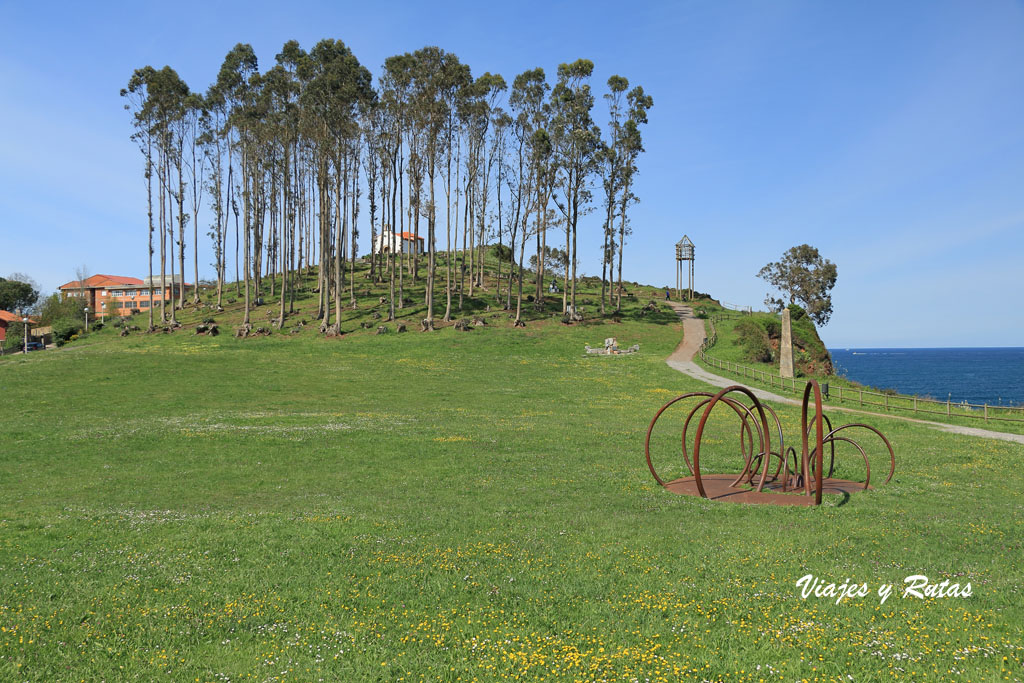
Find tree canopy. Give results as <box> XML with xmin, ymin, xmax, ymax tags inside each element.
<box><xmin>0</xmin><ymin>275</ymin><xmax>40</xmax><ymax>313</ymax></box>
<box><xmin>757</xmin><ymin>244</ymin><xmax>837</xmax><ymax>326</ymax></box>
<box><xmin>122</xmin><ymin>40</ymin><xmax>652</xmax><ymax>331</ymax></box>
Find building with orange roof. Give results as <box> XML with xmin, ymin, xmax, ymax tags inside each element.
<box><xmin>0</xmin><ymin>310</ymin><xmax>37</xmax><ymax>343</ymax></box>
<box><xmin>58</xmin><ymin>274</ymin><xmax>189</xmax><ymax>319</ymax></box>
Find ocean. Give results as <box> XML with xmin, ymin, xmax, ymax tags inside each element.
<box><xmin>828</xmin><ymin>347</ymin><xmax>1024</xmax><ymax>407</ymax></box>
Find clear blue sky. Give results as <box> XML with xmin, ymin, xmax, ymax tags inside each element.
<box><xmin>1</xmin><ymin>0</ymin><xmax>1022</xmax><ymax>347</ymax></box>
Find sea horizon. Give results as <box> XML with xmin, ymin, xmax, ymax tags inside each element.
<box><xmin>829</xmin><ymin>345</ymin><xmax>1024</xmax><ymax>351</ymax></box>
<box><xmin>828</xmin><ymin>347</ymin><xmax>1024</xmax><ymax>407</ymax></box>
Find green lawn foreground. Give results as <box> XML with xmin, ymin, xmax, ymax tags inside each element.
<box><xmin>1</xmin><ymin>307</ymin><xmax>1022</xmax><ymax>681</ymax></box>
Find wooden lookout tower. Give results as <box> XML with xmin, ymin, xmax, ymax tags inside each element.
<box><xmin>675</xmin><ymin>236</ymin><xmax>695</xmax><ymax>301</ymax></box>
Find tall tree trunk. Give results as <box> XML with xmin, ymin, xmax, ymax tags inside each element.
<box><xmin>146</xmin><ymin>141</ymin><xmax>155</xmax><ymax>331</ymax></box>
<box><xmin>443</xmin><ymin>148</ymin><xmax>453</xmax><ymax>322</ymax></box>
<box><xmin>242</xmin><ymin>150</ymin><xmax>251</xmax><ymax>326</ymax></box>
<box><xmin>350</xmin><ymin>149</ymin><xmax>359</xmax><ymax>305</ymax></box>
<box><xmin>460</xmin><ymin>176</ymin><xmax>468</xmax><ymax>310</ymax></box>
<box><xmin>616</xmin><ymin>192</ymin><xmax>628</xmax><ymax>313</ymax></box>
<box><xmin>166</xmin><ymin>149</ymin><xmax>177</xmax><ymax>325</ymax></box>
<box><xmin>570</xmin><ymin>187</ymin><xmax>578</xmax><ymax>315</ymax></box>
<box><xmin>397</xmin><ymin>142</ymin><xmax>405</xmax><ymax>311</ymax></box>
<box><xmin>278</xmin><ymin>142</ymin><xmax>289</xmax><ymax>327</ymax></box>
<box><xmin>600</xmin><ymin>215</ymin><xmax>610</xmax><ymax>315</ymax></box>
<box><xmin>425</xmin><ymin>165</ymin><xmax>436</xmax><ymax>326</ymax></box>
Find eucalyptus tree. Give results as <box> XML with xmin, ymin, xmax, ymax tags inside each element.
<box><xmin>361</xmin><ymin>105</ymin><xmax>382</xmax><ymax>284</ymax></box>
<box><xmin>380</xmin><ymin>53</ymin><xmax>414</xmax><ymax>321</ymax></box>
<box><xmin>488</xmin><ymin>110</ymin><xmax>511</xmax><ymax>294</ymax></box>
<box><xmin>599</xmin><ymin>75</ymin><xmax>627</xmax><ymax>314</ymax></box>
<box><xmin>183</xmin><ymin>92</ymin><xmax>209</xmax><ymax>305</ymax></box>
<box><xmin>314</xmin><ymin>39</ymin><xmax>373</xmax><ymax>332</ymax></box>
<box><xmin>470</xmin><ymin>74</ymin><xmax>506</xmax><ymax>293</ymax></box>
<box><xmin>613</xmin><ymin>83</ymin><xmax>653</xmax><ymax>312</ymax></box>
<box><xmin>408</xmin><ymin>46</ymin><xmax>464</xmax><ymax>330</ymax></box>
<box><xmin>550</xmin><ymin>59</ymin><xmax>601</xmax><ymax>315</ymax></box>
<box><xmin>530</xmin><ymin>125</ymin><xmax>556</xmax><ymax>308</ymax></box>
<box><xmin>201</xmin><ymin>80</ymin><xmax>228</xmax><ymax>309</ymax></box>
<box><xmin>215</xmin><ymin>44</ymin><xmax>259</xmax><ymax>324</ymax></box>
<box><xmin>139</xmin><ymin>66</ymin><xmax>189</xmax><ymax>325</ymax></box>
<box><xmin>519</xmin><ymin>71</ymin><xmax>555</xmax><ymax>308</ymax></box>
<box><xmin>159</xmin><ymin>73</ymin><xmax>193</xmax><ymax>318</ymax></box>
<box><xmin>508</xmin><ymin>68</ymin><xmax>549</xmax><ymax>323</ymax></box>
<box><xmin>263</xmin><ymin>43</ymin><xmax>305</xmax><ymax>326</ymax></box>
<box><xmin>456</xmin><ymin>74</ymin><xmax>490</xmax><ymax>304</ymax></box>
<box><xmin>121</xmin><ymin>66</ymin><xmax>159</xmax><ymax>330</ymax></box>
<box><xmin>437</xmin><ymin>53</ymin><xmax>471</xmax><ymax>322</ymax></box>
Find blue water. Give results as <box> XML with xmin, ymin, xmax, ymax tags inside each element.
<box><xmin>829</xmin><ymin>348</ymin><xmax>1024</xmax><ymax>407</ymax></box>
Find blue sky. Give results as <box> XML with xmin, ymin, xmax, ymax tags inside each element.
<box><xmin>1</xmin><ymin>0</ymin><xmax>1022</xmax><ymax>347</ymax></box>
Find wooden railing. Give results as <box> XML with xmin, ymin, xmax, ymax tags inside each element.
<box><xmin>697</xmin><ymin>321</ymin><xmax>1024</xmax><ymax>424</ymax></box>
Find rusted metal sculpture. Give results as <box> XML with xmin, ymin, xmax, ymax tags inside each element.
<box><xmin>644</xmin><ymin>380</ymin><xmax>894</xmax><ymax>506</ymax></box>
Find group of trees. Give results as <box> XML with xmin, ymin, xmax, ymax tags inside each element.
<box><xmin>122</xmin><ymin>41</ymin><xmax>652</xmax><ymax>331</ymax></box>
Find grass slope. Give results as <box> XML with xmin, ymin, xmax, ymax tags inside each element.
<box><xmin>1</xmin><ymin>271</ymin><xmax>1022</xmax><ymax>681</ymax></box>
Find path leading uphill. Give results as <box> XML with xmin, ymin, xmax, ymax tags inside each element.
<box><xmin>663</xmin><ymin>302</ymin><xmax>1024</xmax><ymax>446</ymax></box>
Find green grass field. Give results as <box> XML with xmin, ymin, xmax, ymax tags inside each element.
<box><xmin>1</xmin><ymin>268</ymin><xmax>1022</xmax><ymax>681</ymax></box>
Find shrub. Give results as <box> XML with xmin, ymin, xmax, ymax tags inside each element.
<box><xmin>1</xmin><ymin>320</ymin><xmax>27</xmax><ymax>352</ymax></box>
<box><xmin>491</xmin><ymin>244</ymin><xmax>512</xmax><ymax>261</ymax></box>
<box><xmin>51</xmin><ymin>318</ymin><xmax>84</xmax><ymax>346</ymax></box>
<box><xmin>734</xmin><ymin>318</ymin><xmax>773</xmax><ymax>363</ymax></box>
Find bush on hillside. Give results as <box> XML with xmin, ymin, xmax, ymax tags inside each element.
<box><xmin>734</xmin><ymin>318</ymin><xmax>773</xmax><ymax>363</ymax></box>
<box><xmin>52</xmin><ymin>318</ymin><xmax>84</xmax><ymax>347</ymax></box>
<box><xmin>37</xmin><ymin>294</ymin><xmax>85</xmax><ymax>326</ymax></box>
<box><xmin>2</xmin><ymin>319</ymin><xmax>27</xmax><ymax>352</ymax></box>
<box><xmin>491</xmin><ymin>244</ymin><xmax>512</xmax><ymax>262</ymax></box>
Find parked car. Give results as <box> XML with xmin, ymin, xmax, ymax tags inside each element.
<box><xmin>25</xmin><ymin>342</ymin><xmax>44</xmax><ymax>351</ymax></box>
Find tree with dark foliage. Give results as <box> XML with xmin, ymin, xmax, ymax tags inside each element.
<box><xmin>758</xmin><ymin>244</ymin><xmax>837</xmax><ymax>326</ymax></box>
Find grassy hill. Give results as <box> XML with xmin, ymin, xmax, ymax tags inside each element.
<box><xmin>704</xmin><ymin>306</ymin><xmax>833</xmax><ymax>376</ymax></box>
<box><xmin>67</xmin><ymin>249</ymin><xmax>677</xmax><ymax>343</ymax></box>
<box><xmin>1</xmin><ymin>261</ymin><xmax>1022</xmax><ymax>681</ymax></box>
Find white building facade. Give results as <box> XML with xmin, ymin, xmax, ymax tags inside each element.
<box><xmin>373</xmin><ymin>231</ymin><xmax>425</xmax><ymax>256</ymax></box>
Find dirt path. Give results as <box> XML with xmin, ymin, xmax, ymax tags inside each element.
<box><xmin>664</xmin><ymin>302</ymin><xmax>1024</xmax><ymax>446</ymax></box>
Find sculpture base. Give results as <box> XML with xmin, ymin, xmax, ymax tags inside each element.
<box><xmin>662</xmin><ymin>473</ymin><xmax>870</xmax><ymax>506</ymax></box>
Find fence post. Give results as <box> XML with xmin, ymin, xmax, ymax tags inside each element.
<box><xmin>913</xmin><ymin>396</ymin><xmax>917</xmax><ymax>413</ymax></box>
<box><xmin>985</xmin><ymin>404</ymin><xmax>988</xmax><ymax>422</ymax></box>
<box><xmin>838</xmin><ymin>386</ymin><xmax>843</xmax><ymax>402</ymax></box>
<box><xmin>860</xmin><ymin>389</ymin><xmax>863</xmax><ymax>407</ymax></box>
<box><xmin>947</xmin><ymin>398</ymin><xmax>950</xmax><ymax>417</ymax></box>
<box><xmin>885</xmin><ymin>394</ymin><xmax>888</xmax><ymax>411</ymax></box>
